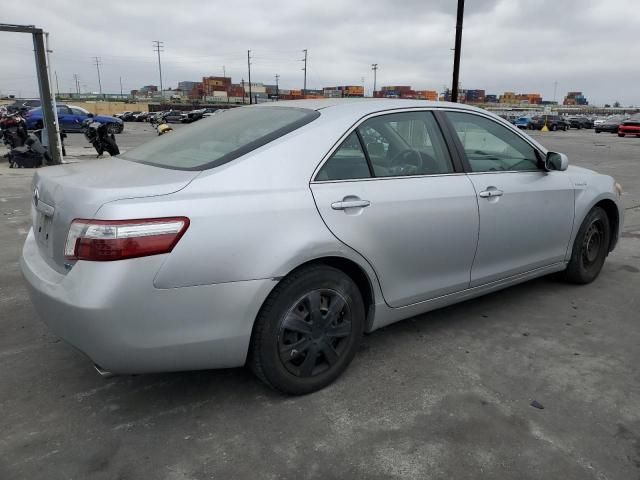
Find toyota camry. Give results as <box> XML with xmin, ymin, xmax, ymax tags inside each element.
<box><xmin>21</xmin><ymin>99</ymin><xmax>624</xmax><ymax>394</ymax></box>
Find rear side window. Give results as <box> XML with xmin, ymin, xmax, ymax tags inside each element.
<box><xmin>121</xmin><ymin>106</ymin><xmax>319</xmax><ymax>170</ymax></box>
<box><xmin>316</xmin><ymin>132</ymin><xmax>371</xmax><ymax>181</ymax></box>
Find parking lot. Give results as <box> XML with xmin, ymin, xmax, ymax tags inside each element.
<box><xmin>1</xmin><ymin>125</ymin><xmax>639</xmax><ymax>479</ymax></box>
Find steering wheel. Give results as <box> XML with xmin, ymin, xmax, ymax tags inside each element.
<box><xmin>389</xmin><ymin>149</ymin><xmax>423</xmax><ymax>173</ymax></box>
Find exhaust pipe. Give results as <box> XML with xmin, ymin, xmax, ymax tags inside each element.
<box><xmin>93</xmin><ymin>364</ymin><xmax>115</xmax><ymax>378</ymax></box>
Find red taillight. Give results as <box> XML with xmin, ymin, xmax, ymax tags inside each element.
<box><xmin>64</xmin><ymin>217</ymin><xmax>189</xmax><ymax>261</ymax></box>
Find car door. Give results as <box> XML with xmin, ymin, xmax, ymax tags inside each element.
<box><xmin>444</xmin><ymin>111</ymin><xmax>575</xmax><ymax>287</ymax></box>
<box><xmin>70</xmin><ymin>107</ymin><xmax>89</xmax><ymax>128</ymax></box>
<box><xmin>310</xmin><ymin>110</ymin><xmax>479</xmax><ymax>308</ymax></box>
<box><xmin>56</xmin><ymin>106</ymin><xmax>76</xmax><ymax>131</ymax></box>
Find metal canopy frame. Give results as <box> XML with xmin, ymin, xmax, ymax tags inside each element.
<box><xmin>0</xmin><ymin>23</ymin><xmax>63</xmax><ymax>164</ymax></box>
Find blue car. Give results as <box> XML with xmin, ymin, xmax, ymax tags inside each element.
<box><xmin>514</xmin><ymin>117</ymin><xmax>534</xmax><ymax>129</ymax></box>
<box><xmin>25</xmin><ymin>104</ymin><xmax>124</xmax><ymax>133</ymax></box>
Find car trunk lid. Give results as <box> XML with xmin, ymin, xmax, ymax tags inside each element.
<box><xmin>31</xmin><ymin>158</ymin><xmax>199</xmax><ymax>273</ymax></box>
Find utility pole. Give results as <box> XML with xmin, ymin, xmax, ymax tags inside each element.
<box><xmin>119</xmin><ymin>76</ymin><xmax>123</xmax><ymax>97</ymax></box>
<box><xmin>73</xmin><ymin>73</ymin><xmax>79</xmax><ymax>95</ymax></box>
<box><xmin>301</xmin><ymin>49</ymin><xmax>307</xmax><ymax>96</ymax></box>
<box><xmin>93</xmin><ymin>56</ymin><xmax>102</xmax><ymax>95</ymax></box>
<box><xmin>153</xmin><ymin>40</ymin><xmax>164</xmax><ymax>92</ymax></box>
<box><xmin>54</xmin><ymin>70</ymin><xmax>60</xmax><ymax>97</ymax></box>
<box><xmin>275</xmin><ymin>74</ymin><xmax>280</xmax><ymax>101</ymax></box>
<box><xmin>451</xmin><ymin>0</ymin><xmax>465</xmax><ymax>103</ymax></box>
<box><xmin>553</xmin><ymin>80</ymin><xmax>558</xmax><ymax>103</ymax></box>
<box><xmin>241</xmin><ymin>78</ymin><xmax>246</xmax><ymax>104</ymax></box>
<box><xmin>247</xmin><ymin>50</ymin><xmax>252</xmax><ymax>104</ymax></box>
<box><xmin>371</xmin><ymin>63</ymin><xmax>378</xmax><ymax>97</ymax></box>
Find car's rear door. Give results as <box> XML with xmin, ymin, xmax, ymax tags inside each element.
<box><xmin>310</xmin><ymin>110</ymin><xmax>479</xmax><ymax>308</ymax></box>
<box><xmin>56</xmin><ymin>106</ymin><xmax>76</xmax><ymax>130</ymax></box>
<box><xmin>442</xmin><ymin>110</ymin><xmax>575</xmax><ymax>287</ymax></box>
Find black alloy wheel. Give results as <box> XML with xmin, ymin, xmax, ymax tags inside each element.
<box><xmin>250</xmin><ymin>265</ymin><xmax>365</xmax><ymax>395</ymax></box>
<box><xmin>564</xmin><ymin>206</ymin><xmax>611</xmax><ymax>284</ymax></box>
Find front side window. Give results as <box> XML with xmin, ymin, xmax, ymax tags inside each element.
<box><xmin>446</xmin><ymin>112</ymin><xmax>541</xmax><ymax>172</ymax></box>
<box><xmin>70</xmin><ymin>107</ymin><xmax>89</xmax><ymax>116</ymax></box>
<box><xmin>121</xmin><ymin>106</ymin><xmax>319</xmax><ymax>170</ymax></box>
<box><xmin>358</xmin><ymin>111</ymin><xmax>453</xmax><ymax>177</ymax></box>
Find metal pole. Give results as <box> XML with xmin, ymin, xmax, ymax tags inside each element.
<box><xmin>371</xmin><ymin>64</ymin><xmax>378</xmax><ymax>97</ymax></box>
<box><xmin>247</xmin><ymin>50</ymin><xmax>252</xmax><ymax>105</ymax></box>
<box><xmin>94</xmin><ymin>56</ymin><xmax>102</xmax><ymax>95</ymax></box>
<box><xmin>153</xmin><ymin>40</ymin><xmax>164</xmax><ymax>93</ymax></box>
<box><xmin>32</xmin><ymin>30</ymin><xmax>61</xmax><ymax>164</ymax></box>
<box><xmin>45</xmin><ymin>32</ymin><xmax>63</xmax><ymax>161</ymax></box>
<box><xmin>302</xmin><ymin>49</ymin><xmax>307</xmax><ymax>96</ymax></box>
<box><xmin>241</xmin><ymin>78</ymin><xmax>246</xmax><ymax>104</ymax></box>
<box><xmin>120</xmin><ymin>76</ymin><xmax>123</xmax><ymax>97</ymax></box>
<box><xmin>451</xmin><ymin>0</ymin><xmax>465</xmax><ymax>103</ymax></box>
<box><xmin>275</xmin><ymin>74</ymin><xmax>279</xmax><ymax>101</ymax></box>
<box><xmin>54</xmin><ymin>70</ymin><xmax>60</xmax><ymax>96</ymax></box>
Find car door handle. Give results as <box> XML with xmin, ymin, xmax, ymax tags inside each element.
<box><xmin>478</xmin><ymin>188</ymin><xmax>503</xmax><ymax>198</ymax></box>
<box><xmin>331</xmin><ymin>199</ymin><xmax>371</xmax><ymax>210</ymax></box>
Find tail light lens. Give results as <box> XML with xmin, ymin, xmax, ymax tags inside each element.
<box><xmin>64</xmin><ymin>217</ymin><xmax>189</xmax><ymax>261</ymax></box>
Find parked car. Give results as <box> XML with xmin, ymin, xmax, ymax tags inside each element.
<box><xmin>181</xmin><ymin>109</ymin><xmax>205</xmax><ymax>123</ymax></box>
<box><xmin>595</xmin><ymin>116</ymin><xmax>625</xmax><ymax>134</ymax></box>
<box><xmin>114</xmin><ymin>111</ymin><xmax>131</xmax><ymax>119</ymax></box>
<box><xmin>120</xmin><ymin>111</ymin><xmax>141</xmax><ymax>122</ymax></box>
<box><xmin>530</xmin><ymin>115</ymin><xmax>569</xmax><ymax>131</ymax></box>
<box><xmin>163</xmin><ymin>110</ymin><xmax>186</xmax><ymax>123</ymax></box>
<box><xmin>568</xmin><ymin>116</ymin><xmax>594</xmax><ymax>129</ymax></box>
<box><xmin>21</xmin><ymin>100</ymin><xmax>624</xmax><ymax>394</ymax></box>
<box><xmin>617</xmin><ymin>115</ymin><xmax>640</xmax><ymax>137</ymax></box>
<box><xmin>134</xmin><ymin>112</ymin><xmax>150</xmax><ymax>122</ymax></box>
<box><xmin>25</xmin><ymin>105</ymin><xmax>124</xmax><ymax>133</ymax></box>
<box><xmin>514</xmin><ymin>117</ymin><xmax>533</xmax><ymax>129</ymax></box>
<box><xmin>6</xmin><ymin>99</ymin><xmax>41</xmax><ymax>113</ymax></box>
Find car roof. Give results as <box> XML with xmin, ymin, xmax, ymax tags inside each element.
<box><xmin>255</xmin><ymin>98</ymin><xmax>486</xmax><ymax>117</ymax></box>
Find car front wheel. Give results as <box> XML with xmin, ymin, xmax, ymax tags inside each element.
<box><xmin>107</xmin><ymin>123</ymin><xmax>121</xmax><ymax>134</ymax></box>
<box><xmin>249</xmin><ymin>265</ymin><xmax>365</xmax><ymax>395</ymax></box>
<box><xmin>564</xmin><ymin>206</ymin><xmax>611</xmax><ymax>284</ymax></box>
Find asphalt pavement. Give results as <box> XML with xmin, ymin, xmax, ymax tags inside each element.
<box><xmin>1</xmin><ymin>125</ymin><xmax>639</xmax><ymax>479</ymax></box>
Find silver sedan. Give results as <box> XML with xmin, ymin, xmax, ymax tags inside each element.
<box><xmin>21</xmin><ymin>100</ymin><xmax>624</xmax><ymax>394</ymax></box>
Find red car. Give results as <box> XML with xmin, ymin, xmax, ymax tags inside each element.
<box><xmin>618</xmin><ymin>115</ymin><xmax>640</xmax><ymax>137</ymax></box>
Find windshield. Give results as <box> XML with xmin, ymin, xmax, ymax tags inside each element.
<box><xmin>121</xmin><ymin>106</ymin><xmax>319</xmax><ymax>171</ymax></box>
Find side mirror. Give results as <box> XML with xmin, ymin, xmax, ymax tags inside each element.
<box><xmin>545</xmin><ymin>151</ymin><xmax>568</xmax><ymax>171</ymax></box>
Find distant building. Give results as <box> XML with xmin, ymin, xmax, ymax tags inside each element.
<box><xmin>178</xmin><ymin>81</ymin><xmax>199</xmax><ymax>93</ymax></box>
<box><xmin>375</xmin><ymin>85</ymin><xmax>436</xmax><ymax>100</ymax></box>
<box><xmin>499</xmin><ymin>91</ymin><xmax>518</xmax><ymax>104</ymax></box>
<box><xmin>323</xmin><ymin>86</ymin><xmax>364</xmax><ymax>98</ymax></box>
<box><xmin>564</xmin><ymin>91</ymin><xmax>588</xmax><ymax>105</ymax></box>
<box><xmin>485</xmin><ymin>94</ymin><xmax>498</xmax><ymax>103</ymax></box>
<box><xmin>465</xmin><ymin>89</ymin><xmax>486</xmax><ymax>103</ymax></box>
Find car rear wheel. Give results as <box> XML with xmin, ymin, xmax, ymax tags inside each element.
<box><xmin>564</xmin><ymin>206</ymin><xmax>610</xmax><ymax>284</ymax></box>
<box><xmin>107</xmin><ymin>123</ymin><xmax>121</xmax><ymax>135</ymax></box>
<box><xmin>249</xmin><ymin>265</ymin><xmax>365</xmax><ymax>395</ymax></box>
<box><xmin>551</xmin><ymin>124</ymin><xmax>558</xmax><ymax>131</ymax></box>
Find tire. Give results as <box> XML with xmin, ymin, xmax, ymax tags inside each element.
<box><xmin>551</xmin><ymin>124</ymin><xmax>557</xmax><ymax>131</ymax></box>
<box><xmin>618</xmin><ymin>133</ymin><xmax>625</xmax><ymax>137</ymax></box>
<box><xmin>564</xmin><ymin>207</ymin><xmax>611</xmax><ymax>284</ymax></box>
<box><xmin>107</xmin><ymin>123</ymin><xmax>121</xmax><ymax>135</ymax></box>
<box><xmin>249</xmin><ymin>265</ymin><xmax>365</xmax><ymax>395</ymax></box>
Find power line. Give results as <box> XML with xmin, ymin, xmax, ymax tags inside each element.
<box><xmin>153</xmin><ymin>40</ymin><xmax>164</xmax><ymax>92</ymax></box>
<box><xmin>93</xmin><ymin>56</ymin><xmax>102</xmax><ymax>95</ymax></box>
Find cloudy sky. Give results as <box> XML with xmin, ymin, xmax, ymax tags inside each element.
<box><xmin>1</xmin><ymin>0</ymin><xmax>639</xmax><ymax>105</ymax></box>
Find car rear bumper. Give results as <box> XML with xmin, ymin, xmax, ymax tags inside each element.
<box><xmin>20</xmin><ymin>229</ymin><xmax>275</xmax><ymax>374</ymax></box>
<box><xmin>619</xmin><ymin>126</ymin><xmax>640</xmax><ymax>135</ymax></box>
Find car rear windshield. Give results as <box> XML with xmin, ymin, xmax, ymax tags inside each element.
<box><xmin>121</xmin><ymin>106</ymin><xmax>319</xmax><ymax>171</ymax></box>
